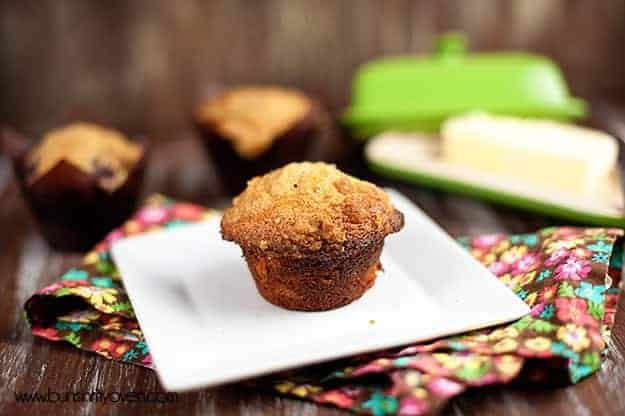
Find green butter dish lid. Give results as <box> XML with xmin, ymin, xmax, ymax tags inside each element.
<box><xmin>343</xmin><ymin>33</ymin><xmax>586</xmax><ymax>138</ymax></box>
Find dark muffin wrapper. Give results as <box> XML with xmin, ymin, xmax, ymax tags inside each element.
<box><xmin>195</xmin><ymin>100</ymin><xmax>334</xmax><ymax>195</ymax></box>
<box><xmin>3</xmin><ymin>127</ymin><xmax>148</xmax><ymax>252</ymax></box>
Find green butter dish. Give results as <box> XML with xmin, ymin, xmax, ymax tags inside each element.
<box><xmin>344</xmin><ymin>33</ymin><xmax>586</xmax><ymax>139</ymax></box>
<box><xmin>365</xmin><ymin>132</ymin><xmax>625</xmax><ymax>227</ymax></box>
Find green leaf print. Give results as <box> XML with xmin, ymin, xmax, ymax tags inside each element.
<box><xmin>581</xmin><ymin>352</ymin><xmax>601</xmax><ymax>371</ymax></box>
<box><xmin>64</xmin><ymin>332</ymin><xmax>81</xmax><ymax>347</ymax></box>
<box><xmin>588</xmin><ymin>301</ymin><xmax>604</xmax><ymax>321</ymax></box>
<box><xmin>528</xmin><ymin>319</ymin><xmax>556</xmax><ymax>333</ymax></box>
<box><xmin>557</xmin><ymin>282</ymin><xmax>575</xmax><ymax>298</ymax></box>
<box><xmin>455</xmin><ymin>361</ymin><xmax>490</xmax><ymax>381</ymax></box>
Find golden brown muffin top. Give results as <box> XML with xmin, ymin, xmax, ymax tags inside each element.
<box><xmin>27</xmin><ymin>122</ymin><xmax>142</xmax><ymax>191</ymax></box>
<box><xmin>221</xmin><ymin>162</ymin><xmax>403</xmax><ymax>253</ymax></box>
<box><xmin>195</xmin><ymin>86</ymin><xmax>312</xmax><ymax>159</ymax></box>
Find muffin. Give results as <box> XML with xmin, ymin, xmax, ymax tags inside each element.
<box><xmin>5</xmin><ymin>122</ymin><xmax>147</xmax><ymax>251</ymax></box>
<box><xmin>221</xmin><ymin>162</ymin><xmax>404</xmax><ymax>311</ymax></box>
<box><xmin>195</xmin><ymin>86</ymin><xmax>333</xmax><ymax>194</ymax></box>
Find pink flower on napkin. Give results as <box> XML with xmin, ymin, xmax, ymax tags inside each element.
<box><xmin>554</xmin><ymin>257</ymin><xmax>591</xmax><ymax>281</ymax></box>
<box><xmin>142</xmin><ymin>353</ymin><xmax>153</xmax><ymax>367</ymax></box>
<box><xmin>545</xmin><ymin>248</ymin><xmax>569</xmax><ymax>266</ymax></box>
<box><xmin>488</xmin><ymin>261</ymin><xmax>510</xmax><ymax>277</ymax></box>
<box><xmin>426</xmin><ymin>377</ymin><xmax>464</xmax><ymax>397</ymax></box>
<box><xmin>472</xmin><ymin>234</ymin><xmax>505</xmax><ymax>249</ymax></box>
<box><xmin>512</xmin><ymin>253</ymin><xmax>539</xmax><ymax>275</ymax></box>
<box><xmin>398</xmin><ymin>397</ymin><xmax>428</xmax><ymax>415</ymax></box>
<box><xmin>531</xmin><ymin>303</ymin><xmax>545</xmax><ymax>317</ymax></box>
<box><xmin>38</xmin><ymin>282</ymin><xmax>64</xmax><ymax>295</ymax></box>
<box><xmin>135</xmin><ymin>206</ymin><xmax>171</xmax><ymax>226</ymax></box>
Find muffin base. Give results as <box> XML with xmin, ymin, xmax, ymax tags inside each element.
<box><xmin>242</xmin><ymin>241</ymin><xmax>384</xmax><ymax>311</ymax></box>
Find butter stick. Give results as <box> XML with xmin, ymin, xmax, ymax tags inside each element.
<box><xmin>441</xmin><ymin>113</ymin><xmax>619</xmax><ymax>197</ymax></box>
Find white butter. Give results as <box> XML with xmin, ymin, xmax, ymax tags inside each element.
<box><xmin>441</xmin><ymin>113</ymin><xmax>619</xmax><ymax>197</ymax></box>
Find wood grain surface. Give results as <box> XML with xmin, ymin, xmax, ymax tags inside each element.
<box><xmin>1</xmin><ymin>0</ymin><xmax>624</xmax><ymax>139</ymax></box>
<box><xmin>0</xmin><ymin>107</ymin><xmax>624</xmax><ymax>415</ymax></box>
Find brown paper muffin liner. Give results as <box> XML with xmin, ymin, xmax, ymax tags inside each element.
<box><xmin>3</xmin><ymin>127</ymin><xmax>148</xmax><ymax>251</ymax></box>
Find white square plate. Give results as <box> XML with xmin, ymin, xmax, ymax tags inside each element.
<box><xmin>112</xmin><ymin>190</ymin><xmax>529</xmax><ymax>391</ymax></box>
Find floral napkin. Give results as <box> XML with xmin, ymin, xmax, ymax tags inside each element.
<box><xmin>24</xmin><ymin>195</ymin><xmax>623</xmax><ymax>415</ymax></box>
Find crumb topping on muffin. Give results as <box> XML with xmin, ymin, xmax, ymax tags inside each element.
<box><xmin>26</xmin><ymin>122</ymin><xmax>143</xmax><ymax>191</ymax></box>
<box><xmin>195</xmin><ymin>87</ymin><xmax>312</xmax><ymax>159</ymax></box>
<box><xmin>221</xmin><ymin>162</ymin><xmax>403</xmax><ymax>253</ymax></box>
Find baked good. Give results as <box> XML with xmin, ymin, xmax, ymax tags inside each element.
<box><xmin>26</xmin><ymin>123</ymin><xmax>142</xmax><ymax>191</ymax></box>
<box><xmin>6</xmin><ymin>122</ymin><xmax>147</xmax><ymax>251</ymax></box>
<box><xmin>195</xmin><ymin>86</ymin><xmax>332</xmax><ymax>194</ymax></box>
<box><xmin>221</xmin><ymin>162</ymin><xmax>404</xmax><ymax>311</ymax></box>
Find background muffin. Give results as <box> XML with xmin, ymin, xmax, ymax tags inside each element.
<box><xmin>221</xmin><ymin>162</ymin><xmax>403</xmax><ymax>311</ymax></box>
<box><xmin>195</xmin><ymin>86</ymin><xmax>334</xmax><ymax>194</ymax></box>
<box><xmin>5</xmin><ymin>122</ymin><xmax>147</xmax><ymax>251</ymax></box>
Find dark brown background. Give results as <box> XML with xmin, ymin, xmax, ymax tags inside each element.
<box><xmin>1</xmin><ymin>0</ymin><xmax>625</xmax><ymax>138</ymax></box>
<box><xmin>2</xmin><ymin>1</ymin><xmax>625</xmax><ymax>415</ymax></box>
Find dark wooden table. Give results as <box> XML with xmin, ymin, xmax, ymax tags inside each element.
<box><xmin>1</xmin><ymin>109</ymin><xmax>625</xmax><ymax>415</ymax></box>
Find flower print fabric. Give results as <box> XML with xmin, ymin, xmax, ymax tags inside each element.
<box><xmin>24</xmin><ymin>195</ymin><xmax>216</xmax><ymax>368</ymax></box>
<box><xmin>259</xmin><ymin>227</ymin><xmax>623</xmax><ymax>414</ymax></box>
<box><xmin>23</xmin><ymin>196</ymin><xmax>623</xmax><ymax>416</ymax></box>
